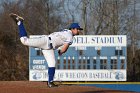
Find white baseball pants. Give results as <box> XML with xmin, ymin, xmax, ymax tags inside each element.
<box><xmin>20</xmin><ymin>36</ymin><xmax>56</xmax><ymax>67</ymax></box>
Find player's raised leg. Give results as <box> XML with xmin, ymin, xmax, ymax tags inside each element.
<box><xmin>9</xmin><ymin>13</ymin><xmax>50</xmax><ymax>49</ymax></box>
<box><xmin>9</xmin><ymin>13</ymin><xmax>27</xmax><ymax>37</ymax></box>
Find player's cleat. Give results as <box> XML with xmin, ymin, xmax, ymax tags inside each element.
<box><xmin>9</xmin><ymin>13</ymin><xmax>24</xmax><ymax>23</ymax></box>
<box><xmin>48</xmin><ymin>82</ymin><xmax>58</xmax><ymax>88</ymax></box>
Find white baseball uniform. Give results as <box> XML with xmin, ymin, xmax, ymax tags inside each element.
<box><xmin>20</xmin><ymin>29</ymin><xmax>73</xmax><ymax>67</ymax></box>
<box><xmin>11</xmin><ymin>14</ymin><xmax>82</xmax><ymax>84</ymax></box>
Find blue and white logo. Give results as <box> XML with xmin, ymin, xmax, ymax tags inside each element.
<box><xmin>115</xmin><ymin>72</ymin><xmax>124</xmax><ymax>80</ymax></box>
<box><xmin>32</xmin><ymin>72</ymin><xmax>42</xmax><ymax>80</ymax></box>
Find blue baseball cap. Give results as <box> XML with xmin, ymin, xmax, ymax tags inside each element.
<box><xmin>69</xmin><ymin>23</ymin><xmax>83</xmax><ymax>30</ymax></box>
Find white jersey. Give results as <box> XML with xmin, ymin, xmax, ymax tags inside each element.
<box><xmin>48</xmin><ymin>29</ymin><xmax>73</xmax><ymax>49</ymax></box>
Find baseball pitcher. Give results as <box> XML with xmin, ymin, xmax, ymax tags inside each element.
<box><xmin>9</xmin><ymin>13</ymin><xmax>83</xmax><ymax>88</ymax></box>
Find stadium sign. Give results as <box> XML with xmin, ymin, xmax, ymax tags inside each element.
<box><xmin>29</xmin><ymin>35</ymin><xmax>127</xmax><ymax>81</ymax></box>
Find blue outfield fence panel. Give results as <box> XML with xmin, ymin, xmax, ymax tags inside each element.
<box><xmin>81</xmin><ymin>84</ymin><xmax>140</xmax><ymax>92</ymax></box>
<box><xmin>29</xmin><ymin>35</ymin><xmax>127</xmax><ymax>81</ymax></box>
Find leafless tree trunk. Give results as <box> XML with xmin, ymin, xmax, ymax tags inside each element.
<box><xmin>82</xmin><ymin>0</ymin><xmax>87</xmax><ymax>35</ymax></box>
